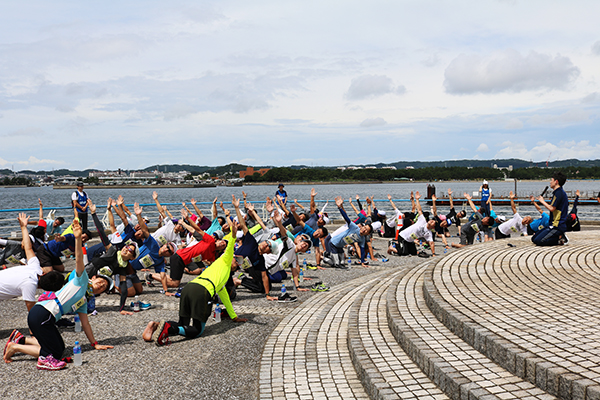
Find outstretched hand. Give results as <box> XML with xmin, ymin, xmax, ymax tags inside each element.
<box><xmin>232</xmin><ymin>194</ymin><xmax>240</xmax><ymax>208</ymax></box>
<box><xmin>152</xmin><ymin>191</ymin><xmax>158</xmax><ymax>200</ymax></box>
<box><xmin>134</xmin><ymin>203</ymin><xmax>143</xmax><ymax>216</ymax></box>
<box><xmin>72</xmin><ymin>219</ymin><xmax>82</xmax><ymax>239</ymax></box>
<box><xmin>18</xmin><ymin>212</ymin><xmax>29</xmax><ymax>228</ymax></box>
<box><xmin>335</xmin><ymin>196</ymin><xmax>343</xmax><ymax>208</ymax></box>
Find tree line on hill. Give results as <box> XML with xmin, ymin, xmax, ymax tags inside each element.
<box><xmin>244</xmin><ymin>166</ymin><xmax>600</xmax><ymax>183</ymax></box>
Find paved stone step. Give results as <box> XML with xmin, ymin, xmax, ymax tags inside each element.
<box><xmin>387</xmin><ymin>261</ymin><xmax>556</xmax><ymax>400</ymax></box>
<box><xmin>424</xmin><ymin>232</ymin><xmax>600</xmax><ymax>400</ymax></box>
<box><xmin>348</xmin><ymin>267</ymin><xmax>450</xmax><ymax>400</ymax></box>
<box><xmin>259</xmin><ymin>269</ymin><xmax>400</xmax><ymax>400</ymax></box>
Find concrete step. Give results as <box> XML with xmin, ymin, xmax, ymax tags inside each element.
<box><xmin>387</xmin><ymin>261</ymin><xmax>556</xmax><ymax>400</ymax></box>
<box><xmin>348</xmin><ymin>267</ymin><xmax>450</xmax><ymax>399</ymax></box>
<box><xmin>424</xmin><ymin>232</ymin><xmax>600</xmax><ymax>400</ymax></box>
<box><xmin>259</xmin><ymin>269</ymin><xmax>399</xmax><ymax>400</ymax></box>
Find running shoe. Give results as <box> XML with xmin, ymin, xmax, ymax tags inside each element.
<box><xmin>277</xmin><ymin>293</ymin><xmax>298</xmax><ymax>303</ymax></box>
<box><xmin>306</xmin><ymin>263</ymin><xmax>318</xmax><ymax>270</ymax></box>
<box><xmin>311</xmin><ymin>283</ymin><xmax>330</xmax><ymax>292</ymax></box>
<box><xmin>153</xmin><ymin>320</ymin><xmax>171</xmax><ymax>346</ymax></box>
<box><xmin>37</xmin><ymin>355</ymin><xmax>67</xmax><ymax>371</ymax></box>
<box><xmin>145</xmin><ymin>273</ymin><xmax>155</xmax><ymax>287</ymax></box>
<box><xmin>130</xmin><ymin>301</ymin><xmax>152</xmax><ymax>310</ymax></box>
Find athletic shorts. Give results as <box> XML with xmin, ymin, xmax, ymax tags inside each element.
<box><xmin>179</xmin><ymin>282</ymin><xmax>212</xmax><ymax>323</ymax></box>
<box><xmin>35</xmin><ymin>247</ymin><xmax>63</xmax><ymax>268</ymax></box>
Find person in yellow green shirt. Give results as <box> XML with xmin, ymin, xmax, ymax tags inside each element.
<box><xmin>142</xmin><ymin>219</ymin><xmax>247</xmax><ymax>346</ymax></box>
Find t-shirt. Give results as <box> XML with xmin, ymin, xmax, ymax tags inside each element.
<box><xmin>264</xmin><ymin>237</ymin><xmax>296</xmax><ymax>275</ymax></box>
<box><xmin>294</xmin><ymin>224</ymin><xmax>320</xmax><ymax>248</ymax></box>
<box><xmin>462</xmin><ymin>212</ymin><xmax>484</xmax><ymax>236</ymax></box>
<box><xmin>386</xmin><ymin>209</ymin><xmax>404</xmax><ymax>228</ymax></box>
<box><xmin>447</xmin><ymin>208</ymin><xmax>462</xmax><ymax>227</ymax></box>
<box><xmin>305</xmin><ymin>213</ymin><xmax>319</xmax><ymax>231</ymax></box>
<box><xmin>45</xmin><ymin>234</ymin><xmax>77</xmax><ymax>258</ymax></box>
<box><xmin>235</xmin><ymin>232</ymin><xmax>265</xmax><ymax>272</ymax></box>
<box><xmin>499</xmin><ymin>213</ymin><xmax>527</xmax><ymax>236</ymax></box>
<box><xmin>39</xmin><ymin>269</ymin><xmax>88</xmax><ymax>320</ymax></box>
<box><xmin>530</xmin><ymin>212</ymin><xmax>550</xmax><ymax>232</ymax></box>
<box><xmin>177</xmin><ymin>232</ymin><xmax>216</xmax><ymax>265</ymax></box>
<box><xmin>400</xmin><ymin>214</ymin><xmax>433</xmax><ymax>243</ymax></box>
<box><xmin>45</xmin><ymin>219</ymin><xmax>61</xmax><ymax>236</ymax></box>
<box><xmin>330</xmin><ymin>222</ymin><xmax>365</xmax><ymax>249</ymax></box>
<box><xmin>550</xmin><ymin>187</ymin><xmax>568</xmax><ymax>232</ymax></box>
<box><xmin>72</xmin><ymin>190</ymin><xmax>88</xmax><ymax>214</ymax></box>
<box><xmin>0</xmin><ymin>257</ymin><xmax>42</xmax><ymax>302</ymax></box>
<box><xmin>190</xmin><ymin>233</ymin><xmax>237</xmax><ymax>319</ymax></box>
<box><xmin>152</xmin><ymin>217</ymin><xmax>182</xmax><ymax>247</ymax></box>
<box><xmin>131</xmin><ymin>235</ymin><xmax>165</xmax><ymax>272</ymax></box>
<box><xmin>206</xmin><ymin>218</ymin><xmax>222</xmax><ymax>235</ymax></box>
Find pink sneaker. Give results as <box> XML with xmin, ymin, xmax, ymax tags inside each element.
<box><xmin>37</xmin><ymin>355</ymin><xmax>67</xmax><ymax>370</ymax></box>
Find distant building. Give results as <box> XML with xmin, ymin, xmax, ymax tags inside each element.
<box><xmin>405</xmin><ymin>166</ymin><xmax>415</xmax><ymax>170</ymax></box>
<box><xmin>381</xmin><ymin>166</ymin><xmax>397</xmax><ymax>170</ymax></box>
<box><xmin>239</xmin><ymin>167</ymin><xmax>271</xmax><ymax>178</ymax></box>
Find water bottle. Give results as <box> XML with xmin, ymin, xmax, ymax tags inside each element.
<box><xmin>303</xmin><ymin>258</ymin><xmax>307</xmax><ymax>269</ymax></box>
<box><xmin>444</xmin><ymin>247</ymin><xmax>448</xmax><ymax>254</ymax></box>
<box><xmin>73</xmin><ymin>341</ymin><xmax>82</xmax><ymax>366</ymax></box>
<box><xmin>74</xmin><ymin>315</ymin><xmax>81</xmax><ymax>332</ymax></box>
<box><xmin>133</xmin><ymin>296</ymin><xmax>140</xmax><ymax>312</ymax></box>
<box><xmin>299</xmin><ymin>268</ymin><xmax>304</xmax><ymax>283</ymax></box>
<box><xmin>348</xmin><ymin>259</ymin><xmax>352</xmax><ymax>268</ymax></box>
<box><xmin>214</xmin><ymin>303</ymin><xmax>221</xmax><ymax>322</ymax></box>
<box><xmin>281</xmin><ymin>284</ymin><xmax>286</xmax><ymax>295</ymax></box>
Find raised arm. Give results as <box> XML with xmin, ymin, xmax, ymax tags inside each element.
<box><xmin>152</xmin><ymin>191</ymin><xmax>166</xmax><ymax>220</ymax></box>
<box><xmin>71</xmin><ymin>218</ymin><xmax>85</xmax><ymax>275</ymax></box>
<box><xmin>190</xmin><ymin>198</ymin><xmax>204</xmax><ymax>220</ymax></box>
<box><xmin>414</xmin><ymin>191</ymin><xmax>424</xmax><ymax>216</ymax></box>
<box><xmin>310</xmin><ymin>188</ymin><xmax>317</xmax><ymax>214</ymax></box>
<box><xmin>106</xmin><ymin>198</ymin><xmax>117</xmax><ymax>233</ymax></box>
<box><xmin>276</xmin><ymin>195</ymin><xmax>289</xmax><ymax>215</ymax></box>
<box><xmin>293</xmin><ymin>199</ymin><xmax>306</xmax><ymax>211</ymax></box>
<box><xmin>18</xmin><ymin>213</ymin><xmax>35</xmax><ymax>261</ymax></box>
<box><xmin>431</xmin><ymin>194</ymin><xmax>438</xmax><ymax>217</ymax></box>
<box><xmin>211</xmin><ymin>197</ymin><xmax>218</xmax><ymax>220</ymax></box>
<box><xmin>89</xmin><ymin>200</ymin><xmax>111</xmax><ymax>250</ymax></box>
<box><xmin>448</xmin><ymin>189</ymin><xmax>455</xmax><ymax>209</ymax></box>
<box><xmin>114</xmin><ymin>196</ymin><xmax>130</xmax><ymax>227</ymax></box>
<box><xmin>530</xmin><ymin>195</ymin><xmax>544</xmax><ymax>214</ymax></box>
<box><xmin>335</xmin><ymin>196</ymin><xmax>352</xmax><ymax>225</ymax></box>
<box><xmin>509</xmin><ymin>191</ymin><xmax>517</xmax><ymax>215</ymax></box>
<box><xmin>246</xmin><ymin>202</ymin><xmax>267</xmax><ymax>231</ymax></box>
<box><xmin>272</xmin><ymin>209</ymin><xmax>287</xmax><ymax>239</ymax></box>
<box><xmin>410</xmin><ymin>191</ymin><xmax>416</xmax><ymax>213</ymax></box>
<box><xmin>290</xmin><ymin>204</ymin><xmax>306</xmax><ymax>228</ymax></box>
<box><xmin>232</xmin><ymin>195</ymin><xmax>248</xmax><ymax>235</ymax></box>
<box><xmin>134</xmin><ymin>203</ymin><xmax>149</xmax><ymax>239</ymax></box>
<box><xmin>38</xmin><ymin>198</ymin><xmax>44</xmax><ymax>221</ymax></box>
<box><xmin>348</xmin><ymin>197</ymin><xmax>360</xmax><ymax>216</ymax></box>
<box><xmin>119</xmin><ymin>196</ymin><xmax>132</xmax><ymax>217</ymax></box>
<box><xmin>463</xmin><ymin>192</ymin><xmax>478</xmax><ymax>213</ymax></box>
<box><xmin>179</xmin><ymin>208</ymin><xmax>199</xmax><ymax>234</ymax></box>
<box><xmin>387</xmin><ymin>194</ymin><xmax>398</xmax><ymax>211</ymax></box>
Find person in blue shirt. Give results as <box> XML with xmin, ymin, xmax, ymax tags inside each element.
<box><xmin>3</xmin><ymin>217</ymin><xmax>112</xmax><ymax>370</ymax></box>
<box><xmin>532</xmin><ymin>172</ymin><xmax>569</xmax><ymax>246</ymax></box>
<box><xmin>72</xmin><ymin>181</ymin><xmax>89</xmax><ymax>230</ymax></box>
<box><xmin>322</xmin><ymin>196</ymin><xmax>372</xmax><ymax>269</ymax></box>
<box><xmin>528</xmin><ymin>195</ymin><xmax>550</xmax><ymax>235</ymax></box>
<box><xmin>479</xmin><ymin>180</ymin><xmax>492</xmax><ymax>217</ymax></box>
<box><xmin>275</xmin><ymin>184</ymin><xmax>288</xmax><ymax>205</ymax></box>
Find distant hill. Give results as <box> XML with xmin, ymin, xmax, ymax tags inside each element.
<box><xmin>6</xmin><ymin>158</ymin><xmax>600</xmax><ymax>176</ymax></box>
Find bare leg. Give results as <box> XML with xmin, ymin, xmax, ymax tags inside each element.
<box><xmin>4</xmin><ymin>342</ymin><xmax>41</xmax><ymax>363</ymax></box>
<box><xmin>151</xmin><ymin>273</ymin><xmax>180</xmax><ymax>288</ymax></box>
<box><xmin>143</xmin><ymin>321</ymin><xmax>159</xmax><ymax>342</ymax></box>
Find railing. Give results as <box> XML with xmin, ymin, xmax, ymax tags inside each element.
<box><xmin>1</xmin><ymin>199</ymin><xmax>600</xmax><ymax>237</ymax></box>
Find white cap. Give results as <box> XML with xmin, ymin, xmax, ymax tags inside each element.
<box><xmin>483</xmin><ymin>180</ymin><xmax>488</xmax><ymax>185</ymax></box>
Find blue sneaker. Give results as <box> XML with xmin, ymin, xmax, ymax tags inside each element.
<box><xmin>130</xmin><ymin>301</ymin><xmax>152</xmax><ymax>310</ymax></box>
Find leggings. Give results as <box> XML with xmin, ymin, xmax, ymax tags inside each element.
<box><xmin>531</xmin><ymin>227</ymin><xmax>562</xmax><ymax>246</ymax></box>
<box><xmin>28</xmin><ymin>305</ymin><xmax>64</xmax><ymax>359</ymax></box>
<box><xmin>167</xmin><ymin>317</ymin><xmax>206</xmax><ymax>339</ymax></box>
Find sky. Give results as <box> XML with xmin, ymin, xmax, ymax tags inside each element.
<box><xmin>1</xmin><ymin>0</ymin><xmax>600</xmax><ymax>171</ymax></box>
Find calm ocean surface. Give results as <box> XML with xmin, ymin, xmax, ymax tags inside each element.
<box><xmin>1</xmin><ymin>181</ymin><xmax>599</xmax><ymax>234</ymax></box>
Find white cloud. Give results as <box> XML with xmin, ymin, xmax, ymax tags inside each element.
<box><xmin>592</xmin><ymin>41</ymin><xmax>600</xmax><ymax>56</ymax></box>
<box><xmin>477</xmin><ymin>143</ymin><xmax>489</xmax><ymax>152</ymax></box>
<box><xmin>346</xmin><ymin>75</ymin><xmax>405</xmax><ymax>100</ymax></box>
<box><xmin>504</xmin><ymin>118</ymin><xmax>523</xmax><ymax>129</ymax></box>
<box><xmin>444</xmin><ymin>49</ymin><xmax>580</xmax><ymax>94</ymax></box>
<box><xmin>360</xmin><ymin>117</ymin><xmax>387</xmax><ymax>127</ymax></box>
<box><xmin>0</xmin><ymin>156</ymin><xmax>65</xmax><ymax>168</ymax></box>
<box><xmin>528</xmin><ymin>109</ymin><xmax>591</xmax><ymax>126</ymax></box>
<box><xmin>494</xmin><ymin>140</ymin><xmax>600</xmax><ymax>160</ymax></box>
